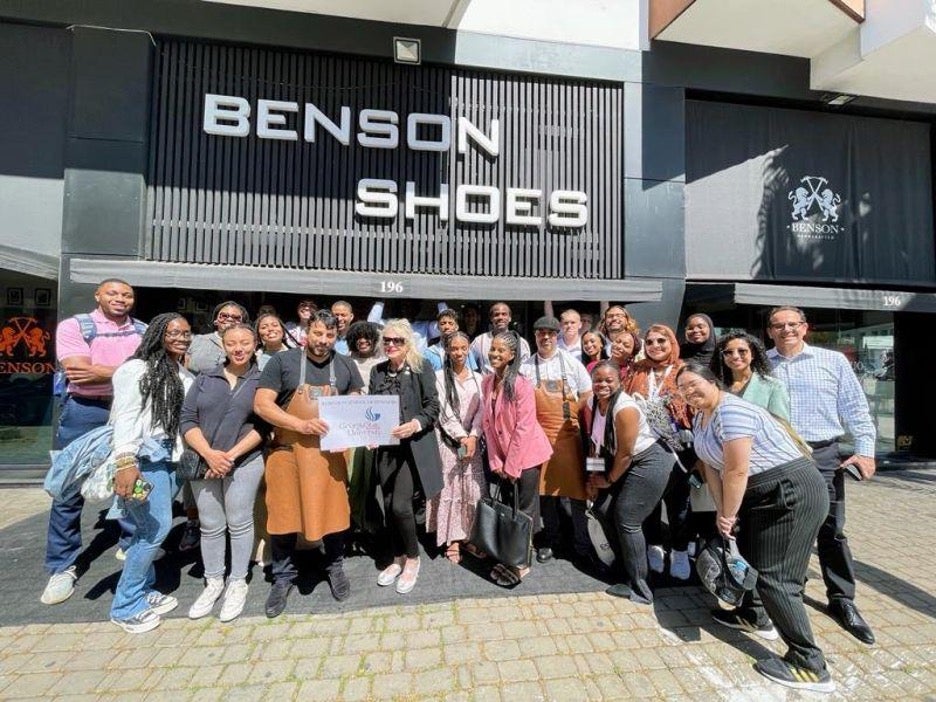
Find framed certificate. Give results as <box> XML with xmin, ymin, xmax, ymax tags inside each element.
<box><xmin>318</xmin><ymin>395</ymin><xmax>401</xmax><ymax>450</ymax></box>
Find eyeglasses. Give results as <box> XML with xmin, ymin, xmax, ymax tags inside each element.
<box><xmin>217</xmin><ymin>313</ymin><xmax>243</xmax><ymax>322</ymax></box>
<box><xmin>770</xmin><ymin>321</ymin><xmax>803</xmax><ymax>331</ymax></box>
<box><xmin>645</xmin><ymin>338</ymin><xmax>669</xmax><ymax>346</ymax></box>
<box><xmin>676</xmin><ymin>379</ymin><xmax>706</xmax><ymax>394</ymax></box>
<box><xmin>382</xmin><ymin>337</ymin><xmax>405</xmax><ymax>347</ymax></box>
<box><xmin>165</xmin><ymin>330</ymin><xmax>193</xmax><ymax>340</ymax></box>
<box><xmin>722</xmin><ymin>348</ymin><xmax>751</xmax><ymax>357</ymax></box>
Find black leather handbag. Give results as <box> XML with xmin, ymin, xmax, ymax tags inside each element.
<box><xmin>469</xmin><ymin>478</ymin><xmax>533</xmax><ymax>569</ymax></box>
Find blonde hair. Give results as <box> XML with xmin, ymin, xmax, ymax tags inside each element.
<box><xmin>381</xmin><ymin>319</ymin><xmax>424</xmax><ymax>372</ymax></box>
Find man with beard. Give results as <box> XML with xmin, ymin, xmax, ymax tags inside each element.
<box><xmin>254</xmin><ymin>310</ymin><xmax>364</xmax><ymax>617</ymax></box>
<box><xmin>520</xmin><ymin>316</ymin><xmax>593</xmax><ymax>565</ymax></box>
<box><xmin>764</xmin><ymin>306</ymin><xmax>876</xmax><ymax>646</ymax></box>
<box><xmin>41</xmin><ymin>279</ymin><xmax>146</xmax><ymax>605</ymax></box>
<box><xmin>469</xmin><ymin>302</ymin><xmax>531</xmax><ymax>374</ymax></box>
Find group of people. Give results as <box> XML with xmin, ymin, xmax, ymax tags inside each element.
<box><xmin>42</xmin><ymin>285</ymin><xmax>878</xmax><ymax>694</ymax></box>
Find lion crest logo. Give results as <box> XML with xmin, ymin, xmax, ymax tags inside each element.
<box><xmin>788</xmin><ymin>176</ymin><xmax>842</xmax><ymax>223</ymax></box>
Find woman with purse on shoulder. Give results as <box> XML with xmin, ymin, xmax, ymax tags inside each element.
<box><xmin>583</xmin><ymin>361</ymin><xmax>674</xmax><ymax>605</ymax></box>
<box><xmin>675</xmin><ymin>363</ymin><xmax>833</xmax><ymax>693</ymax></box>
<box><xmin>180</xmin><ymin>323</ymin><xmax>267</xmax><ymax>622</ymax></box>
<box><xmin>370</xmin><ymin>320</ymin><xmax>443</xmax><ymax>595</ymax></box>
<box><xmin>109</xmin><ymin>313</ymin><xmax>195</xmax><ymax>634</ymax></box>
<box><xmin>481</xmin><ymin>331</ymin><xmax>553</xmax><ymax>587</ymax></box>
<box><xmin>428</xmin><ymin>332</ymin><xmax>486</xmax><ymax>564</ymax></box>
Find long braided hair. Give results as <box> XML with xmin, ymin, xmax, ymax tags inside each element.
<box><xmin>492</xmin><ymin>330</ymin><xmax>523</xmax><ymax>402</ymax></box>
<box><xmin>132</xmin><ymin>312</ymin><xmax>187</xmax><ymax>437</ymax></box>
<box><xmin>442</xmin><ymin>331</ymin><xmax>472</xmax><ymax>414</ymax></box>
<box><xmin>589</xmin><ymin>360</ymin><xmax>624</xmax><ymax>462</ymax></box>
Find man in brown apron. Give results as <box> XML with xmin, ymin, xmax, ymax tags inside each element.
<box><xmin>520</xmin><ymin>316</ymin><xmax>594</xmax><ymax>565</ymax></box>
<box><xmin>254</xmin><ymin>310</ymin><xmax>364</xmax><ymax>618</ymax></box>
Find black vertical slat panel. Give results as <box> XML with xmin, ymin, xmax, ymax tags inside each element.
<box><xmin>145</xmin><ymin>40</ymin><xmax>623</xmax><ymax>281</ymax></box>
<box><xmin>147</xmin><ymin>42</ymin><xmax>166</xmax><ymax>259</ymax></box>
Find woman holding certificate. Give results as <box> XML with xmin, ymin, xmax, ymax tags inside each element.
<box><xmin>369</xmin><ymin>320</ymin><xmax>443</xmax><ymax>595</ymax></box>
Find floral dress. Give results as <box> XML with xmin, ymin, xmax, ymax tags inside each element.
<box><xmin>427</xmin><ymin>368</ymin><xmax>485</xmax><ymax>546</ymax></box>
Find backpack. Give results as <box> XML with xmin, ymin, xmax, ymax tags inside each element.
<box><xmin>53</xmin><ymin>314</ymin><xmax>147</xmax><ymax>396</ymax></box>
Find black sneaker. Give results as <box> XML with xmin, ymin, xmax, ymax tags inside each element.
<box><xmin>711</xmin><ymin>608</ymin><xmax>779</xmax><ymax>641</ymax></box>
<box><xmin>753</xmin><ymin>657</ymin><xmax>834</xmax><ymax>693</ymax></box>
<box><xmin>264</xmin><ymin>582</ymin><xmax>293</xmax><ymax>619</ymax></box>
<box><xmin>326</xmin><ymin>564</ymin><xmax>351</xmax><ymax>602</ymax></box>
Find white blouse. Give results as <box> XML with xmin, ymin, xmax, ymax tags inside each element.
<box><xmin>110</xmin><ymin>358</ymin><xmax>195</xmax><ymax>459</ymax></box>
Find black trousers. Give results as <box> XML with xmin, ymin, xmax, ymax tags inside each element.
<box><xmin>538</xmin><ymin>496</ymin><xmax>590</xmax><ymax>558</ymax></box>
<box><xmin>270</xmin><ymin>531</ymin><xmax>344</xmax><ymax>585</ymax></box>
<box><xmin>738</xmin><ymin>459</ymin><xmax>829</xmax><ymax>672</ymax></box>
<box><xmin>376</xmin><ymin>444</ymin><xmax>422</xmax><ymax>559</ymax></box>
<box><xmin>812</xmin><ymin>443</ymin><xmax>856</xmax><ymax>603</ymax></box>
<box><xmin>496</xmin><ymin>467</ymin><xmax>542</xmax><ymax>535</ymax></box>
<box><xmin>596</xmin><ymin>443</ymin><xmax>673</xmax><ymax>604</ymax></box>
<box><xmin>644</xmin><ymin>450</ymin><xmax>693</xmax><ymax>552</ymax></box>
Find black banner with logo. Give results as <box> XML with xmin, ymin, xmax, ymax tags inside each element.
<box><xmin>686</xmin><ymin>100</ymin><xmax>934</xmax><ymax>286</ymax></box>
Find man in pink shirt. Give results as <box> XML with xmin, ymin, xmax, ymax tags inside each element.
<box><xmin>41</xmin><ymin>279</ymin><xmax>147</xmax><ymax>606</ymax></box>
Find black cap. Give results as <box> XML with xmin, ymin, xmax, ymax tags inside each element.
<box><xmin>533</xmin><ymin>316</ymin><xmax>560</xmax><ymax>332</ymax></box>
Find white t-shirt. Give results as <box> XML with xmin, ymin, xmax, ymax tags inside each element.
<box><xmin>519</xmin><ymin>348</ymin><xmax>592</xmax><ymax>398</ymax></box>
<box><xmin>591</xmin><ymin>392</ymin><xmax>657</xmax><ymax>456</ymax></box>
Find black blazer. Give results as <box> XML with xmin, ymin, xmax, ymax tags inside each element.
<box><xmin>368</xmin><ymin>359</ymin><xmax>444</xmax><ymax>500</ymax></box>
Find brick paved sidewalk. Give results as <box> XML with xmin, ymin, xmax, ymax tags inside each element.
<box><xmin>0</xmin><ymin>471</ymin><xmax>935</xmax><ymax>700</ymax></box>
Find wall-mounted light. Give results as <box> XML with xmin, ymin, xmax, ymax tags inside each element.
<box><xmin>822</xmin><ymin>93</ymin><xmax>857</xmax><ymax>107</ymax></box>
<box><xmin>394</xmin><ymin>37</ymin><xmax>421</xmax><ymax>65</ymax></box>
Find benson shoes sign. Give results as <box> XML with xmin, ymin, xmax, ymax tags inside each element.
<box><xmin>686</xmin><ymin>101</ymin><xmax>934</xmax><ymax>285</ymax></box>
<box><xmin>145</xmin><ymin>41</ymin><xmax>624</xmax><ymax>279</ymax></box>
<box><xmin>203</xmin><ymin>95</ymin><xmax>588</xmax><ymax>228</ymax></box>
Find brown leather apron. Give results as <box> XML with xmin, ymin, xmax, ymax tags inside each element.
<box><xmin>533</xmin><ymin>355</ymin><xmax>587</xmax><ymax>500</ymax></box>
<box><xmin>265</xmin><ymin>353</ymin><xmax>350</xmax><ymax>541</ymax></box>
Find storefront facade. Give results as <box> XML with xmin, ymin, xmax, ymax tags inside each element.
<box><xmin>1</xmin><ymin>1</ymin><xmax>934</xmax><ymax>470</ymax></box>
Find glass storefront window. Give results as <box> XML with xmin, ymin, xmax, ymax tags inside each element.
<box><xmin>687</xmin><ymin>293</ymin><xmax>895</xmax><ymax>456</ymax></box>
<box><xmin>0</xmin><ymin>273</ymin><xmax>57</xmax><ymax>466</ymax></box>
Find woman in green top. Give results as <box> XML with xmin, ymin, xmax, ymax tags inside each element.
<box><xmin>712</xmin><ymin>331</ymin><xmax>790</xmax><ymax>420</ymax></box>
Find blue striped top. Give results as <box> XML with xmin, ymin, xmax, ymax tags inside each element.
<box><xmin>692</xmin><ymin>393</ymin><xmax>801</xmax><ymax>476</ymax></box>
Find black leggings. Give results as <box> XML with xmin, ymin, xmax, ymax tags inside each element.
<box><xmin>377</xmin><ymin>445</ymin><xmax>422</xmax><ymax>559</ymax></box>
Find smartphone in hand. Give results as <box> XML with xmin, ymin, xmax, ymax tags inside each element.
<box><xmin>131</xmin><ymin>478</ymin><xmax>154</xmax><ymax>501</ymax></box>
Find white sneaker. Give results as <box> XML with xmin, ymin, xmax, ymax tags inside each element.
<box><xmin>188</xmin><ymin>578</ymin><xmax>225</xmax><ymax>619</ymax></box>
<box><xmin>111</xmin><ymin>608</ymin><xmax>161</xmax><ymax>634</ymax></box>
<box><xmin>145</xmin><ymin>591</ymin><xmax>179</xmax><ymax>616</ymax></box>
<box><xmin>377</xmin><ymin>559</ymin><xmax>404</xmax><ymax>587</ymax></box>
<box><xmin>40</xmin><ymin>566</ymin><xmax>77</xmax><ymax>605</ymax></box>
<box><xmin>647</xmin><ymin>545</ymin><xmax>665</xmax><ymax>574</ymax></box>
<box><xmin>670</xmin><ymin>549</ymin><xmax>691</xmax><ymax>580</ymax></box>
<box><xmin>219</xmin><ymin>580</ymin><xmax>249</xmax><ymax>622</ymax></box>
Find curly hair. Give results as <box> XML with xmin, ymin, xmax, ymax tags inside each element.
<box><xmin>132</xmin><ymin>312</ymin><xmax>188</xmax><ymax>438</ymax></box>
<box><xmin>710</xmin><ymin>331</ymin><xmax>772</xmax><ymax>384</ymax></box>
<box><xmin>346</xmin><ymin>320</ymin><xmax>381</xmax><ymax>354</ymax></box>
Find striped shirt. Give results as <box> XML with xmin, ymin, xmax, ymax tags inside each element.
<box><xmin>767</xmin><ymin>343</ymin><xmax>875</xmax><ymax>457</ymax></box>
<box><xmin>693</xmin><ymin>394</ymin><xmax>801</xmax><ymax>476</ymax></box>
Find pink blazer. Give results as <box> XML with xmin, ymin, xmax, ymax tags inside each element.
<box><xmin>482</xmin><ymin>374</ymin><xmax>553</xmax><ymax>479</ymax></box>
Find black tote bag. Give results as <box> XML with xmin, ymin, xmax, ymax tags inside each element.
<box><xmin>469</xmin><ymin>478</ymin><xmax>533</xmax><ymax>569</ymax></box>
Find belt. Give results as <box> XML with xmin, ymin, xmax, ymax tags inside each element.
<box><xmin>68</xmin><ymin>394</ymin><xmax>113</xmax><ymax>405</ymax></box>
<box><xmin>806</xmin><ymin>439</ymin><xmax>837</xmax><ymax>450</ymax></box>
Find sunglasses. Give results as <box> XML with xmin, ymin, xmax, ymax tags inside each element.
<box><xmin>382</xmin><ymin>337</ymin><xmax>405</xmax><ymax>347</ymax></box>
<box><xmin>217</xmin><ymin>312</ymin><xmax>243</xmax><ymax>322</ymax></box>
<box><xmin>645</xmin><ymin>338</ymin><xmax>669</xmax><ymax>346</ymax></box>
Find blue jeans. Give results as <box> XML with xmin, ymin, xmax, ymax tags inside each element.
<box><xmin>109</xmin><ymin>459</ymin><xmax>181</xmax><ymax>620</ymax></box>
<box><xmin>45</xmin><ymin>396</ymin><xmax>135</xmax><ymax>574</ymax></box>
